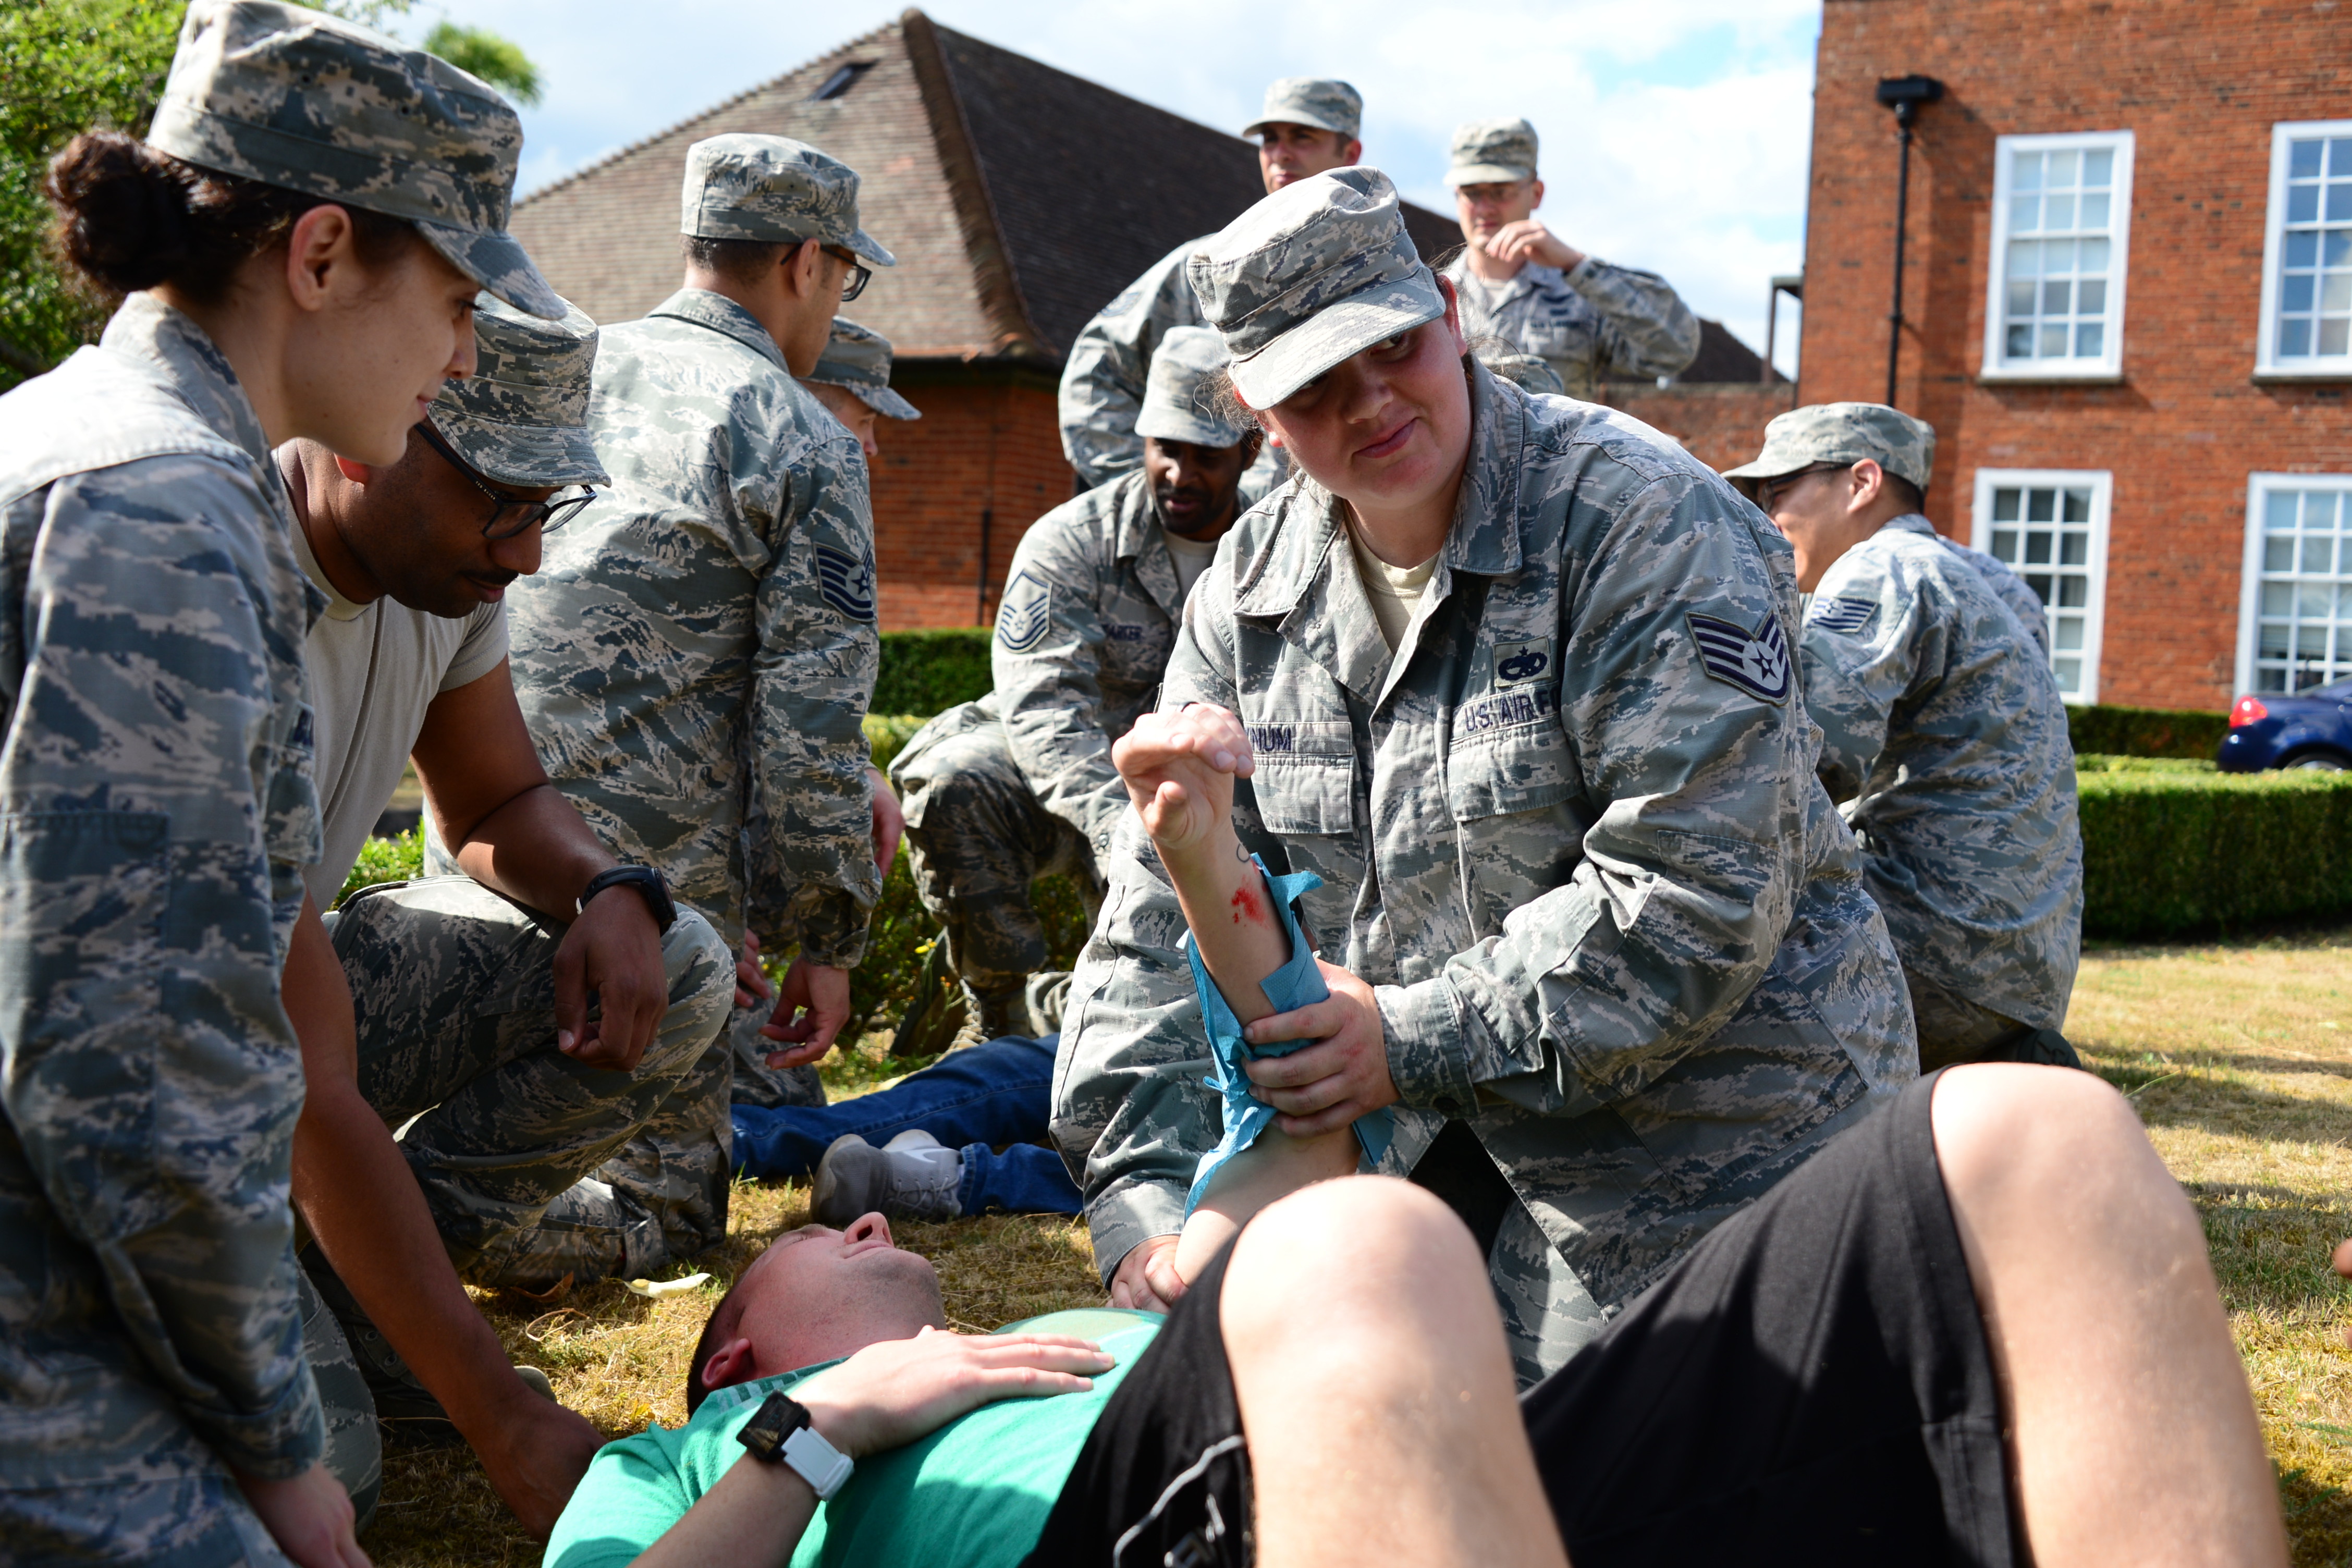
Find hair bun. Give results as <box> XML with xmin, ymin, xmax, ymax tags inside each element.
<box><xmin>46</xmin><ymin>130</ymin><xmax>197</xmax><ymax>296</ymax></box>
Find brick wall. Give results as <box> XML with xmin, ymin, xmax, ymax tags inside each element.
<box><xmin>1600</xmin><ymin>382</ymin><xmax>1798</xmax><ymax>473</ymax></box>
<box><xmin>872</xmin><ymin>370</ymin><xmax>1075</xmax><ymax>630</ymax></box>
<box><xmin>1801</xmin><ymin>0</ymin><xmax>2351</xmax><ymax>709</ymax></box>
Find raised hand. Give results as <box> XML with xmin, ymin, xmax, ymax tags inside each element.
<box><xmin>1112</xmin><ymin>703</ymin><xmax>1254</xmax><ymax>863</ymax></box>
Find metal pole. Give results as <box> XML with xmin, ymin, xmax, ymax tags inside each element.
<box><xmin>1887</xmin><ymin>106</ymin><xmax>1914</xmax><ymax>408</ymax></box>
<box><xmin>1763</xmin><ymin>281</ymin><xmax>1778</xmax><ymax>385</ymax></box>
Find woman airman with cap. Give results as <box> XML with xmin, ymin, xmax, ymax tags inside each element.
<box><xmin>0</xmin><ymin>3</ymin><xmax>561</xmax><ymax>1561</ymax></box>
<box><xmin>1056</xmin><ymin>167</ymin><xmax>1915</xmax><ymax>1387</ymax></box>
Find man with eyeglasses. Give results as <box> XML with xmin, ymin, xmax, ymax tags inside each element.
<box><xmin>495</xmin><ymin>136</ymin><xmax>900</xmax><ymax>1220</ymax></box>
<box><xmin>1058</xmin><ymin>77</ymin><xmax>1364</xmax><ymax>499</ymax></box>
<box><xmin>272</xmin><ymin>292</ymin><xmax>738</xmax><ymax>1533</ymax></box>
<box><xmin>1725</xmin><ymin>403</ymin><xmax>2085</xmax><ymax>1073</ymax></box>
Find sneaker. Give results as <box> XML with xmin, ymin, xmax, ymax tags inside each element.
<box><xmin>811</xmin><ymin>1132</ymin><xmax>962</xmax><ymax>1227</ymax></box>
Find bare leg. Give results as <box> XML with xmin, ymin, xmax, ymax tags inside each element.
<box><xmin>1173</xmin><ymin>1127</ymin><xmax>1361</xmax><ymax>1282</ymax></box>
<box><xmin>1933</xmin><ymin>1064</ymin><xmax>2287</xmax><ymax>1566</ymax></box>
<box><xmin>1220</xmin><ymin>1178</ymin><xmax>1570</xmax><ymax>1568</ymax></box>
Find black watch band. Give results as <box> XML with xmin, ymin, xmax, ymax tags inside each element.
<box><xmin>737</xmin><ymin>1390</ymin><xmax>813</xmax><ymax>1463</ymax></box>
<box><xmin>580</xmin><ymin>864</ymin><xmax>676</xmax><ymax>934</ymax></box>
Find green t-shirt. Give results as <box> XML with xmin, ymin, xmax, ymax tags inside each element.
<box><xmin>543</xmin><ymin>1310</ymin><xmax>1162</xmax><ymax>1568</ymax></box>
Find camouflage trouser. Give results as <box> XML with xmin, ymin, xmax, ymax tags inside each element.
<box><xmin>1904</xmin><ymin>965</ymin><xmax>2078</xmax><ymax>1071</ymax></box>
<box><xmin>329</xmin><ymin>876</ymin><xmax>735</xmax><ymax>1291</ymax></box>
<box><xmin>298</xmin><ymin>1269</ymin><xmax>381</xmax><ymax>1536</ymax></box>
<box><xmin>894</xmin><ymin>720</ymin><xmax>1103</xmax><ymax>1039</ymax></box>
<box><xmin>727</xmin><ymin>1004</ymin><xmax>830</xmax><ymax>1112</ymax></box>
<box><xmin>0</xmin><ymin>1268</ymin><xmax>378</xmax><ymax>1565</ymax></box>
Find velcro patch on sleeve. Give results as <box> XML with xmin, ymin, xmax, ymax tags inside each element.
<box><xmin>814</xmin><ymin>544</ymin><xmax>877</xmax><ymax>622</ymax></box>
<box><xmin>996</xmin><ymin>570</ymin><xmax>1052</xmax><ymax>653</ymax></box>
<box><xmin>1809</xmin><ymin>596</ymin><xmax>1879</xmax><ymax>635</ymax></box>
<box><xmin>1687</xmin><ymin>610</ymin><xmax>1792</xmax><ymax>704</ymax></box>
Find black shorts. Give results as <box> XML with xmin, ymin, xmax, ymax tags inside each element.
<box><xmin>1023</xmin><ymin>1070</ymin><xmax>2016</xmax><ymax>1567</ymax></box>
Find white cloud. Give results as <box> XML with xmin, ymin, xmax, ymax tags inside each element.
<box><xmin>423</xmin><ymin>0</ymin><xmax>1818</xmax><ymax>371</ymax></box>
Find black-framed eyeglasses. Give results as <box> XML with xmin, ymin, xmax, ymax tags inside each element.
<box><xmin>822</xmin><ymin>245</ymin><xmax>872</xmax><ymax>303</ymax></box>
<box><xmin>414</xmin><ymin>421</ymin><xmax>597</xmax><ymax>541</ymax></box>
<box><xmin>1755</xmin><ymin>461</ymin><xmax>1849</xmax><ymax>512</ymax></box>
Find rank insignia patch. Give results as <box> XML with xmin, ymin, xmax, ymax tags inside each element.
<box><xmin>1687</xmin><ymin>610</ymin><xmax>1792</xmax><ymax>704</ymax></box>
<box><xmin>1810</xmin><ymin>596</ymin><xmax>1879</xmax><ymax>635</ymax></box>
<box><xmin>814</xmin><ymin>544</ymin><xmax>876</xmax><ymax>622</ymax></box>
<box><xmin>996</xmin><ymin>571</ymin><xmax>1052</xmax><ymax>653</ymax></box>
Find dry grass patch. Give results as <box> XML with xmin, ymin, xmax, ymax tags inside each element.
<box><xmin>377</xmin><ymin>946</ymin><xmax>2352</xmax><ymax>1564</ymax></box>
<box><xmin>2072</xmin><ymin>926</ymin><xmax>2352</xmax><ymax>1563</ymax></box>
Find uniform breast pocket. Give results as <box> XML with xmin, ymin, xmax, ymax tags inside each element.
<box><xmin>1446</xmin><ymin>726</ymin><xmax>1581</xmax><ymax>922</ymax></box>
<box><xmin>1246</xmin><ymin>720</ymin><xmax>1357</xmax><ymax>838</ymax></box>
<box><xmin>1100</xmin><ymin>618</ymin><xmax>1173</xmax><ymax>687</ymax></box>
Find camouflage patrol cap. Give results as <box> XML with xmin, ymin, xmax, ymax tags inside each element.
<box><xmin>428</xmin><ymin>292</ymin><xmax>607</xmax><ymax>488</ymax></box>
<box><xmin>145</xmin><ymin>0</ymin><xmax>561</xmax><ymax>318</ymax></box>
<box><xmin>1446</xmin><ymin>118</ymin><xmax>1540</xmax><ymax>187</ymax></box>
<box><xmin>680</xmin><ymin>134</ymin><xmax>895</xmax><ymax>268</ymax></box>
<box><xmin>1722</xmin><ymin>402</ymin><xmax>1937</xmax><ymax>500</ymax></box>
<box><xmin>805</xmin><ymin>316</ymin><xmax>920</xmax><ymax>422</ymax></box>
<box><xmin>1242</xmin><ymin>78</ymin><xmax>1363</xmax><ymax>141</ymax></box>
<box><xmin>1187</xmin><ymin>168</ymin><xmax>1446</xmax><ymax>408</ymax></box>
<box><xmin>1134</xmin><ymin>326</ymin><xmax>1251</xmax><ymax>448</ymax></box>
<box><xmin>1479</xmin><ymin>349</ymin><xmax>1564</xmax><ymax>396</ymax></box>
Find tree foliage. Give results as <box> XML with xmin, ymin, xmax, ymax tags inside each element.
<box><xmin>0</xmin><ymin>0</ymin><xmax>543</xmax><ymax>391</ymax></box>
<box><xmin>0</xmin><ymin>0</ymin><xmax>182</xmax><ymax>387</ymax></box>
<box><xmin>423</xmin><ymin>20</ymin><xmax>540</xmax><ymax>105</ymax></box>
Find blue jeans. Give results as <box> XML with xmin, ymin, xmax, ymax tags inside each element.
<box><xmin>730</xmin><ymin>1034</ymin><xmax>1083</xmax><ymax>1217</ymax></box>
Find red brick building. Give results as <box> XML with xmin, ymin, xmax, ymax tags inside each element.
<box><xmin>510</xmin><ymin>9</ymin><xmax>1463</xmax><ymax>630</ymax></box>
<box><xmin>1797</xmin><ymin>0</ymin><xmax>2351</xmax><ymax>709</ymax></box>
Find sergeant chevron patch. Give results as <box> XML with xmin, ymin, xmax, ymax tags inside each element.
<box><xmin>1687</xmin><ymin>610</ymin><xmax>1792</xmax><ymax>703</ymax></box>
<box><xmin>997</xmin><ymin>570</ymin><xmax>1052</xmax><ymax>652</ymax></box>
<box><xmin>1810</xmin><ymin>596</ymin><xmax>1879</xmax><ymax>635</ymax></box>
<box><xmin>814</xmin><ymin>544</ymin><xmax>877</xmax><ymax>621</ymax></box>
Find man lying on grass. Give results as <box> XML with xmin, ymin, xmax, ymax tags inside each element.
<box><xmin>539</xmin><ymin>709</ymin><xmax>2289</xmax><ymax>1568</ymax></box>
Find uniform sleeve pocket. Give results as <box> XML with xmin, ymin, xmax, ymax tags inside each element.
<box><xmin>263</xmin><ymin>703</ymin><xmax>321</xmax><ymax>871</ymax></box>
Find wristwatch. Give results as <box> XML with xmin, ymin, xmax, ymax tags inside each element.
<box><xmin>737</xmin><ymin>1390</ymin><xmax>855</xmax><ymax>1500</ymax></box>
<box><xmin>579</xmin><ymin>864</ymin><xmax>676</xmax><ymax>934</ymax></box>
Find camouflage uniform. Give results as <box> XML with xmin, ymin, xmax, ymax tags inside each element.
<box><xmin>1052</xmin><ymin>171</ymin><xmax>1914</xmax><ymax>1388</ymax></box>
<box><xmin>317</xmin><ymin>295</ymin><xmax>734</xmax><ymax>1291</ymax></box>
<box><xmin>498</xmin><ymin>136</ymin><xmax>892</xmax><ymax>1175</ymax></box>
<box><xmin>1055</xmin><ymin>78</ymin><xmax>1357</xmax><ymax>495</ymax></box>
<box><xmin>1727</xmin><ymin>405</ymin><xmax>2083</xmax><ymax>1065</ymax></box>
<box><xmin>0</xmin><ymin>3</ymin><xmax>557</xmax><ymax>1554</ymax></box>
<box><xmin>895</xmin><ymin>330</ymin><xmax>1254</xmax><ymax>1038</ymax></box>
<box><xmin>1442</xmin><ymin>119</ymin><xmax>1698</xmax><ymax>400</ymax></box>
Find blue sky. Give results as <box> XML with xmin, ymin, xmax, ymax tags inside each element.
<box><xmin>401</xmin><ymin>0</ymin><xmax>1820</xmax><ymax>374</ymax></box>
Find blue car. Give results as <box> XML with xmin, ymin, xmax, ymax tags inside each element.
<box><xmin>2218</xmin><ymin>684</ymin><xmax>2352</xmax><ymax>771</ymax></box>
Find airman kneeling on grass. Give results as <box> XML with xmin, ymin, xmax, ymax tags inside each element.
<box><xmin>1726</xmin><ymin>403</ymin><xmax>2086</xmax><ymax>1070</ymax></box>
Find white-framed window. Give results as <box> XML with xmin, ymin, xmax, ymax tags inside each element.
<box><xmin>2256</xmin><ymin>120</ymin><xmax>2352</xmax><ymax>378</ymax></box>
<box><xmin>1980</xmin><ymin>131</ymin><xmax>2135</xmax><ymax>381</ymax></box>
<box><xmin>1970</xmin><ymin>468</ymin><xmax>2113</xmax><ymax>703</ymax></box>
<box><xmin>2236</xmin><ymin>474</ymin><xmax>2352</xmax><ymax>694</ymax></box>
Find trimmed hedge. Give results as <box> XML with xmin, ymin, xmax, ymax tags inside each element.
<box><xmin>874</xmin><ymin>628</ymin><xmax>992</xmax><ymax>718</ymax></box>
<box><xmin>2076</xmin><ymin>757</ymin><xmax>2352</xmax><ymax>938</ymax></box>
<box><xmin>2067</xmin><ymin>703</ymin><xmax>2228</xmax><ymax>762</ymax></box>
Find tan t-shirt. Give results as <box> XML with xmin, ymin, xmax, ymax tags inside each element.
<box><xmin>1161</xmin><ymin>526</ymin><xmax>1219</xmax><ymax>601</ymax></box>
<box><xmin>293</xmin><ymin>519</ymin><xmax>509</xmax><ymax>909</ymax></box>
<box><xmin>1346</xmin><ymin>524</ymin><xmax>1439</xmax><ymax>651</ymax></box>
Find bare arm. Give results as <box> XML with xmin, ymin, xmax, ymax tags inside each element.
<box><xmin>411</xmin><ymin>660</ymin><xmax>665</xmax><ymax>1071</ymax></box>
<box><xmin>1111</xmin><ymin>705</ymin><xmax>1359</xmax><ymax>1280</ymax></box>
<box><xmin>630</xmin><ymin>1330</ymin><xmax>1111</xmax><ymax>1568</ymax></box>
<box><xmin>284</xmin><ymin>897</ymin><xmax>605</xmax><ymax>1536</ymax></box>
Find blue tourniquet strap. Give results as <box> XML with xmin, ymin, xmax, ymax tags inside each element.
<box><xmin>1182</xmin><ymin>856</ymin><xmax>1394</xmax><ymax>1217</ymax></box>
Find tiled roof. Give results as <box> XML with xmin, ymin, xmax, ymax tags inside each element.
<box><xmin>510</xmin><ymin>9</ymin><xmax>1461</xmax><ymax>365</ymax></box>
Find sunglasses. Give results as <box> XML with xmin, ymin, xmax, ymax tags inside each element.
<box><xmin>414</xmin><ymin>421</ymin><xmax>598</xmax><ymax>541</ymax></box>
<box><xmin>1754</xmin><ymin>462</ymin><xmax>1850</xmax><ymax>512</ymax></box>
